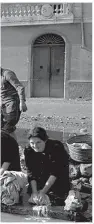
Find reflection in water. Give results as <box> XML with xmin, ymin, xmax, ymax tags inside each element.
<box><xmin>1</xmin><ymin>212</ymin><xmax>64</xmax><ymax>222</ymax></box>
<box><xmin>25</xmin><ymin>216</ymin><xmax>50</xmax><ymax>222</ymax></box>
<box><xmin>31</xmin><ymin>205</ymin><xmax>51</xmax><ymax>222</ymax></box>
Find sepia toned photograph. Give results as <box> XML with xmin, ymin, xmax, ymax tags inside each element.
<box><xmin>0</xmin><ymin>1</ymin><xmax>92</xmax><ymax>222</ymax></box>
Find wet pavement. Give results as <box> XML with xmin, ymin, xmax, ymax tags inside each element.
<box><xmin>1</xmin><ymin>213</ymin><xmax>65</xmax><ymax>222</ymax></box>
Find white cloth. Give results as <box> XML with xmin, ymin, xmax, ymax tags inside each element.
<box><xmin>0</xmin><ymin>171</ymin><xmax>28</xmax><ymax>205</ymax></box>
<box><xmin>64</xmin><ymin>190</ymin><xmax>82</xmax><ymax>211</ymax></box>
<box><xmin>28</xmin><ymin>193</ymin><xmax>50</xmax><ymax>206</ymax></box>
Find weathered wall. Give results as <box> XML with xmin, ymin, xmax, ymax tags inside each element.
<box><xmin>80</xmin><ymin>48</ymin><xmax>92</xmax><ymax>81</ymax></box>
<box><xmin>69</xmin><ymin>44</ymin><xmax>92</xmax><ymax>99</ymax></box>
<box><xmin>1</xmin><ymin>23</ymin><xmax>81</xmax><ymax>96</ymax></box>
<box><xmin>84</xmin><ymin>23</ymin><xmax>92</xmax><ymax>50</ymax></box>
<box><xmin>70</xmin><ymin>45</ymin><xmax>92</xmax><ymax>80</ymax></box>
<box><xmin>68</xmin><ymin>82</ymin><xmax>92</xmax><ymax>99</ymax></box>
<box><xmin>73</xmin><ymin>3</ymin><xmax>92</xmax><ymax>20</ymax></box>
<box><xmin>1</xmin><ymin>3</ymin><xmax>92</xmax><ymax>99</ymax></box>
<box><xmin>70</xmin><ymin>45</ymin><xmax>81</xmax><ymax>80</ymax></box>
<box><xmin>83</xmin><ymin>3</ymin><xmax>92</xmax><ymax>20</ymax></box>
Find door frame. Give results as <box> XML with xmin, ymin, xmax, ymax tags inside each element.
<box><xmin>33</xmin><ymin>43</ymin><xmax>65</xmax><ymax>97</ymax></box>
<box><xmin>28</xmin><ymin>31</ymin><xmax>70</xmax><ymax>98</ymax></box>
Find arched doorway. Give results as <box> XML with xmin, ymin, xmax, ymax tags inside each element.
<box><xmin>33</xmin><ymin>33</ymin><xmax>65</xmax><ymax>97</ymax></box>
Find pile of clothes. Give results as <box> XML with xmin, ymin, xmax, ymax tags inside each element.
<box><xmin>64</xmin><ymin>190</ymin><xmax>88</xmax><ymax>212</ymax></box>
<box><xmin>0</xmin><ymin>171</ymin><xmax>28</xmax><ymax>205</ymax></box>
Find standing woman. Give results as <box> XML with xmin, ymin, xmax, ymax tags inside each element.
<box><xmin>1</xmin><ymin>67</ymin><xmax>27</xmax><ymax>138</ymax></box>
<box><xmin>24</xmin><ymin>126</ymin><xmax>70</xmax><ymax>205</ymax></box>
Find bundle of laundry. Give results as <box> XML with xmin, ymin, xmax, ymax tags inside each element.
<box><xmin>64</xmin><ymin>190</ymin><xmax>83</xmax><ymax>212</ymax></box>
<box><xmin>0</xmin><ymin>171</ymin><xmax>28</xmax><ymax>206</ymax></box>
<box><xmin>28</xmin><ymin>193</ymin><xmax>51</xmax><ymax>206</ymax></box>
<box><xmin>64</xmin><ymin>190</ymin><xmax>88</xmax><ymax>213</ymax></box>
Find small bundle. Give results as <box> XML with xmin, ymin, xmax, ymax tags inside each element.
<box><xmin>0</xmin><ymin>171</ymin><xmax>27</xmax><ymax>206</ymax></box>
<box><xmin>64</xmin><ymin>190</ymin><xmax>85</xmax><ymax>212</ymax></box>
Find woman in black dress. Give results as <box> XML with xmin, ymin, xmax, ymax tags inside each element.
<box><xmin>0</xmin><ymin>130</ymin><xmax>21</xmax><ymax>175</ymax></box>
<box><xmin>24</xmin><ymin>126</ymin><xmax>70</xmax><ymax>205</ymax></box>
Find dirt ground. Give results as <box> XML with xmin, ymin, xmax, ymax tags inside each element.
<box><xmin>1</xmin><ymin>98</ymin><xmax>92</xmax><ymax>222</ymax></box>
<box><xmin>16</xmin><ymin>98</ymin><xmax>92</xmax><ymax>147</ymax></box>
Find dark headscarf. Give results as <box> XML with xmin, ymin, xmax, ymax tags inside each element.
<box><xmin>28</xmin><ymin>127</ymin><xmax>48</xmax><ymax>142</ymax></box>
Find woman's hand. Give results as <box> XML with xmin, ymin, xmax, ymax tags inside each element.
<box><xmin>28</xmin><ymin>192</ymin><xmax>39</xmax><ymax>205</ymax></box>
<box><xmin>0</xmin><ymin>163</ymin><xmax>10</xmax><ymax>176</ymax></box>
<box><xmin>38</xmin><ymin>190</ymin><xmax>50</xmax><ymax>205</ymax></box>
<box><xmin>20</xmin><ymin>101</ymin><xmax>27</xmax><ymax>112</ymax></box>
<box><xmin>28</xmin><ymin>192</ymin><xmax>46</xmax><ymax>205</ymax></box>
<box><xmin>37</xmin><ymin>190</ymin><xmax>46</xmax><ymax>205</ymax></box>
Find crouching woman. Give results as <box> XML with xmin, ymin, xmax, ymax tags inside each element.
<box><xmin>24</xmin><ymin>126</ymin><xmax>70</xmax><ymax>206</ymax></box>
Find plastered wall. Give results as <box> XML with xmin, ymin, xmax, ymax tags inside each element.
<box><xmin>1</xmin><ymin>16</ymin><xmax>92</xmax><ymax>98</ymax></box>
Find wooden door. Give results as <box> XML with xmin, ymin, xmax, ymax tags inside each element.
<box><xmin>50</xmin><ymin>46</ymin><xmax>65</xmax><ymax>97</ymax></box>
<box><xmin>33</xmin><ymin>46</ymin><xmax>49</xmax><ymax>97</ymax></box>
<box><xmin>33</xmin><ymin>45</ymin><xmax>65</xmax><ymax>97</ymax></box>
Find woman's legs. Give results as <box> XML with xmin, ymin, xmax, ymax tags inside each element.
<box><xmin>1</xmin><ymin>98</ymin><xmax>21</xmax><ymax>135</ymax></box>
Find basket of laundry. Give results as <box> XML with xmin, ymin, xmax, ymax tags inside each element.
<box><xmin>67</xmin><ymin>134</ymin><xmax>92</xmax><ymax>163</ymax></box>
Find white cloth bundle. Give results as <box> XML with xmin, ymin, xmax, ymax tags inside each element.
<box><xmin>0</xmin><ymin>171</ymin><xmax>28</xmax><ymax>205</ymax></box>
<box><xmin>64</xmin><ymin>190</ymin><xmax>82</xmax><ymax>211</ymax></box>
<box><xmin>28</xmin><ymin>193</ymin><xmax>51</xmax><ymax>206</ymax></box>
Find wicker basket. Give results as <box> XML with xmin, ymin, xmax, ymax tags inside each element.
<box><xmin>67</xmin><ymin>134</ymin><xmax>92</xmax><ymax>163</ymax></box>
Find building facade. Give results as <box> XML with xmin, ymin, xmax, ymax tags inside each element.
<box><xmin>1</xmin><ymin>3</ymin><xmax>92</xmax><ymax>99</ymax></box>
